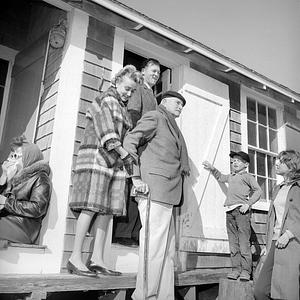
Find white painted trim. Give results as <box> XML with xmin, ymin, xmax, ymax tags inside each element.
<box><xmin>41</xmin><ymin>8</ymin><xmax>89</xmax><ymax>273</ymax></box>
<box><xmin>32</xmin><ymin>32</ymin><xmax>51</xmax><ymax>142</ymax></box>
<box><xmin>111</xmin><ymin>30</ymin><xmax>125</xmax><ymax>78</ymax></box>
<box><xmin>0</xmin><ymin>45</ymin><xmax>18</xmax><ymax>61</ymax></box>
<box><xmin>242</xmin><ymin>85</ymin><xmax>283</xmax><ymax>108</ymax></box>
<box><xmin>116</xmin><ymin>28</ymin><xmax>189</xmax><ymax>69</ymax></box>
<box><xmin>91</xmin><ymin>0</ymin><xmax>300</xmax><ymax>102</ymax></box>
<box><xmin>112</xmin><ymin>28</ymin><xmax>189</xmax><ymax>87</ymax></box>
<box><xmin>240</xmin><ymin>89</ymin><xmax>248</xmax><ymax>152</ymax></box>
<box><xmin>240</xmin><ymin>86</ymin><xmax>284</xmax><ymax>211</ymax></box>
<box><xmin>241</xmin><ymin>86</ymin><xmax>284</xmax><ymax>152</ymax></box>
<box><xmin>42</xmin><ymin>0</ymin><xmax>73</xmax><ymax>11</ymax></box>
<box><xmin>113</xmin><ymin>28</ymin><xmax>189</xmax><ymax>90</ymax></box>
<box><xmin>0</xmin><ymin>46</ymin><xmax>17</xmax><ymax>144</ymax></box>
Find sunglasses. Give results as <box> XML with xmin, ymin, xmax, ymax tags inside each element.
<box><xmin>9</xmin><ymin>152</ymin><xmax>22</xmax><ymax>160</ymax></box>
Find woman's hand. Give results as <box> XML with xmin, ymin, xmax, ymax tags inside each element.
<box><xmin>132</xmin><ymin>177</ymin><xmax>149</xmax><ymax>195</ymax></box>
<box><xmin>276</xmin><ymin>232</ymin><xmax>290</xmax><ymax>249</ymax></box>
<box><xmin>260</xmin><ymin>246</ymin><xmax>267</xmax><ymax>256</ymax></box>
<box><xmin>2</xmin><ymin>160</ymin><xmax>19</xmax><ymax>182</ymax></box>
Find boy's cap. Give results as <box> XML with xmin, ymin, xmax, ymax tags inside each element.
<box><xmin>161</xmin><ymin>91</ymin><xmax>186</xmax><ymax>106</ymax></box>
<box><xmin>229</xmin><ymin>151</ymin><xmax>250</xmax><ymax>163</ymax></box>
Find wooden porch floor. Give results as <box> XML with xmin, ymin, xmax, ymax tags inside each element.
<box><xmin>0</xmin><ymin>268</ymin><xmax>228</xmax><ymax>296</ymax></box>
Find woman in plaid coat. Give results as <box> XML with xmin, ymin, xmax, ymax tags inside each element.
<box><xmin>68</xmin><ymin>65</ymin><xmax>142</xmax><ymax>277</ymax></box>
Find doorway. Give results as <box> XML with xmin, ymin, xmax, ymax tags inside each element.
<box><xmin>123</xmin><ymin>49</ymin><xmax>171</xmax><ymax>104</ymax></box>
<box><xmin>112</xmin><ymin>49</ymin><xmax>171</xmax><ymax>246</ymax></box>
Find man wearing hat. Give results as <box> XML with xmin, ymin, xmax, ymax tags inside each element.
<box><xmin>203</xmin><ymin>151</ymin><xmax>262</xmax><ymax>281</ymax></box>
<box><xmin>124</xmin><ymin>91</ymin><xmax>190</xmax><ymax>300</ymax></box>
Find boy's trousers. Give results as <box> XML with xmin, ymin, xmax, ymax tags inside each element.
<box><xmin>132</xmin><ymin>199</ymin><xmax>175</xmax><ymax>300</ymax></box>
<box><xmin>226</xmin><ymin>207</ymin><xmax>252</xmax><ymax>274</ymax></box>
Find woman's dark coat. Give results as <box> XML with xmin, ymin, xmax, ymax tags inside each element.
<box><xmin>0</xmin><ymin>160</ymin><xmax>51</xmax><ymax>244</ymax></box>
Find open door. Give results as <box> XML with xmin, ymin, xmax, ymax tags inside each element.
<box><xmin>154</xmin><ymin>69</ymin><xmax>171</xmax><ymax>103</ymax></box>
<box><xmin>176</xmin><ymin>65</ymin><xmax>231</xmax><ymax>254</ymax></box>
<box><xmin>0</xmin><ymin>35</ymin><xmax>48</xmax><ymax>161</ymax></box>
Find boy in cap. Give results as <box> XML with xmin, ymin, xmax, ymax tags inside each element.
<box><xmin>203</xmin><ymin>151</ymin><xmax>262</xmax><ymax>281</ymax></box>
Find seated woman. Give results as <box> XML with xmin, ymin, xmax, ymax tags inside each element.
<box><xmin>0</xmin><ymin>135</ymin><xmax>51</xmax><ymax>245</ymax></box>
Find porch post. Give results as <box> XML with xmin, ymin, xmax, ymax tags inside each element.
<box><xmin>41</xmin><ymin>8</ymin><xmax>88</xmax><ymax>273</ymax></box>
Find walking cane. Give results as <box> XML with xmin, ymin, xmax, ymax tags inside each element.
<box><xmin>132</xmin><ymin>187</ymin><xmax>151</xmax><ymax>300</ymax></box>
<box><xmin>143</xmin><ymin>191</ymin><xmax>151</xmax><ymax>300</ymax></box>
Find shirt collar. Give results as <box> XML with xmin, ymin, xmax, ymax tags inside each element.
<box><xmin>231</xmin><ymin>170</ymin><xmax>248</xmax><ymax>176</ymax></box>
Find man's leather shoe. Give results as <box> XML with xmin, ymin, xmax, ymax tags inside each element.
<box><xmin>66</xmin><ymin>260</ymin><xmax>97</xmax><ymax>277</ymax></box>
<box><xmin>87</xmin><ymin>261</ymin><xmax>122</xmax><ymax>276</ymax></box>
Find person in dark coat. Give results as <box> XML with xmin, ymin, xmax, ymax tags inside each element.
<box><xmin>254</xmin><ymin>150</ymin><xmax>300</xmax><ymax>300</ymax></box>
<box><xmin>114</xmin><ymin>58</ymin><xmax>160</xmax><ymax>247</ymax></box>
<box><xmin>0</xmin><ymin>135</ymin><xmax>51</xmax><ymax>245</ymax></box>
<box><xmin>68</xmin><ymin>65</ymin><xmax>142</xmax><ymax>277</ymax></box>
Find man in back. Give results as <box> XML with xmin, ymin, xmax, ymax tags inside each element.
<box><xmin>114</xmin><ymin>58</ymin><xmax>160</xmax><ymax>247</ymax></box>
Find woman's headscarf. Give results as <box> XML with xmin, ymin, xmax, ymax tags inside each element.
<box><xmin>21</xmin><ymin>143</ymin><xmax>44</xmax><ymax>168</ymax></box>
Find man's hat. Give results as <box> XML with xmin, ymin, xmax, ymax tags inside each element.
<box><xmin>229</xmin><ymin>151</ymin><xmax>250</xmax><ymax>163</ymax></box>
<box><xmin>161</xmin><ymin>91</ymin><xmax>186</xmax><ymax>106</ymax></box>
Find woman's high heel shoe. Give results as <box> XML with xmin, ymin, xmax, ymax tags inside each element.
<box><xmin>87</xmin><ymin>261</ymin><xmax>122</xmax><ymax>276</ymax></box>
<box><xmin>67</xmin><ymin>260</ymin><xmax>97</xmax><ymax>277</ymax></box>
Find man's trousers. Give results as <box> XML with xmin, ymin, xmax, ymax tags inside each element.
<box><xmin>132</xmin><ymin>199</ymin><xmax>175</xmax><ymax>300</ymax></box>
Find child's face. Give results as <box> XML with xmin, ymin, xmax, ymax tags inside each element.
<box><xmin>231</xmin><ymin>156</ymin><xmax>248</xmax><ymax>173</ymax></box>
<box><xmin>275</xmin><ymin>159</ymin><xmax>290</xmax><ymax>176</ymax></box>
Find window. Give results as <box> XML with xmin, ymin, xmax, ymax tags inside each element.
<box><xmin>0</xmin><ymin>58</ymin><xmax>9</xmax><ymax>115</ymax></box>
<box><xmin>0</xmin><ymin>54</ymin><xmax>13</xmax><ymax>144</ymax></box>
<box><xmin>241</xmin><ymin>88</ymin><xmax>283</xmax><ymax>210</ymax></box>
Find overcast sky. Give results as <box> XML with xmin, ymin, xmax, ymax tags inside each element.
<box><xmin>119</xmin><ymin>0</ymin><xmax>300</xmax><ymax>94</ymax></box>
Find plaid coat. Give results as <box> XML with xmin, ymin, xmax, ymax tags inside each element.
<box><xmin>69</xmin><ymin>87</ymin><xmax>132</xmax><ymax>215</ymax></box>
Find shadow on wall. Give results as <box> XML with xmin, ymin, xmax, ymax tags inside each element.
<box><xmin>179</xmin><ymin>158</ymin><xmax>203</xmax><ymax>241</ymax></box>
<box><xmin>39</xmin><ymin>174</ymin><xmax>59</xmax><ymax>246</ymax></box>
<box><xmin>180</xmin><ymin>159</ymin><xmax>229</xmax><ymax>239</ymax></box>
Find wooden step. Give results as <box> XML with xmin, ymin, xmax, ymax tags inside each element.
<box><xmin>0</xmin><ymin>243</ymin><xmax>47</xmax><ymax>274</ymax></box>
<box><xmin>218</xmin><ymin>278</ymin><xmax>254</xmax><ymax>300</ymax></box>
<box><xmin>110</xmin><ymin>242</ymin><xmax>139</xmax><ymax>273</ymax></box>
<box><xmin>0</xmin><ymin>268</ymin><xmax>228</xmax><ymax>294</ymax></box>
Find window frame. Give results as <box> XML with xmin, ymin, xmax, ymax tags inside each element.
<box><xmin>112</xmin><ymin>28</ymin><xmax>189</xmax><ymax>86</ymax></box>
<box><xmin>240</xmin><ymin>86</ymin><xmax>285</xmax><ymax>211</ymax></box>
<box><xmin>0</xmin><ymin>45</ymin><xmax>17</xmax><ymax>145</ymax></box>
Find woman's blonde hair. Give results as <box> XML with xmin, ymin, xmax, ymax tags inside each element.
<box><xmin>277</xmin><ymin>150</ymin><xmax>300</xmax><ymax>178</ymax></box>
<box><xmin>111</xmin><ymin>65</ymin><xmax>143</xmax><ymax>86</ymax></box>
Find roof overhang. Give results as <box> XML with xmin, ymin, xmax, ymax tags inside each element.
<box><xmin>91</xmin><ymin>0</ymin><xmax>300</xmax><ymax>103</ymax></box>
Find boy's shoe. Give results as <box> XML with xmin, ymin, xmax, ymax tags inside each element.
<box><xmin>227</xmin><ymin>270</ymin><xmax>240</xmax><ymax>280</ymax></box>
<box><xmin>239</xmin><ymin>270</ymin><xmax>250</xmax><ymax>281</ymax></box>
